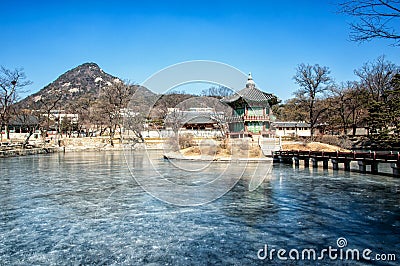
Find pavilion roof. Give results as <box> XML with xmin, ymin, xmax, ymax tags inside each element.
<box><xmin>220</xmin><ymin>73</ymin><xmax>274</xmax><ymax>106</ymax></box>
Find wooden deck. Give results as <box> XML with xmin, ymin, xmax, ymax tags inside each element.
<box><xmin>273</xmin><ymin>150</ymin><xmax>400</xmax><ymax>177</ymax></box>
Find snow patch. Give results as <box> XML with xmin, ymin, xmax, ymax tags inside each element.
<box><xmin>62</xmin><ymin>82</ymin><xmax>71</xmax><ymax>87</ymax></box>
<box><xmin>33</xmin><ymin>95</ymin><xmax>42</xmax><ymax>102</ymax></box>
<box><xmin>69</xmin><ymin>88</ymin><xmax>79</xmax><ymax>93</ymax></box>
<box><xmin>113</xmin><ymin>79</ymin><xmax>121</xmax><ymax>84</ymax></box>
<box><xmin>95</xmin><ymin>77</ymin><xmax>103</xmax><ymax>83</ymax></box>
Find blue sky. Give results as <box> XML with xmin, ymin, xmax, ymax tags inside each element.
<box><xmin>1</xmin><ymin>0</ymin><xmax>399</xmax><ymax>101</ymax></box>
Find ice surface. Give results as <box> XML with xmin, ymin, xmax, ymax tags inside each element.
<box><xmin>0</xmin><ymin>151</ymin><xmax>399</xmax><ymax>265</ymax></box>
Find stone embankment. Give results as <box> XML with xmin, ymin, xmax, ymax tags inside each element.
<box><xmin>0</xmin><ymin>137</ymin><xmax>147</xmax><ymax>158</ymax></box>
<box><xmin>60</xmin><ymin>137</ymin><xmax>145</xmax><ymax>151</ymax></box>
<box><xmin>0</xmin><ymin>147</ymin><xmax>60</xmax><ymax>158</ymax></box>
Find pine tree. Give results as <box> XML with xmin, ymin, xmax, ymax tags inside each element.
<box><xmin>367</xmin><ymin>74</ymin><xmax>400</xmax><ymax>148</ymax></box>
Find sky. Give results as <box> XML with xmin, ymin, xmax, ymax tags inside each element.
<box><xmin>1</xmin><ymin>0</ymin><xmax>399</xmax><ymax>101</ymax></box>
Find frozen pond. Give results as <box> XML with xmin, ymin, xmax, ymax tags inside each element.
<box><xmin>0</xmin><ymin>151</ymin><xmax>399</xmax><ymax>265</ymax></box>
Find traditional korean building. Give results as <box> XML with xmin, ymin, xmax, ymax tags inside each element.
<box><xmin>180</xmin><ymin>108</ymin><xmax>223</xmax><ymax>130</ymax></box>
<box><xmin>164</xmin><ymin>107</ymin><xmax>224</xmax><ymax>131</ymax></box>
<box><xmin>273</xmin><ymin>121</ymin><xmax>311</xmax><ymax>137</ymax></box>
<box><xmin>221</xmin><ymin>73</ymin><xmax>275</xmax><ymax>138</ymax></box>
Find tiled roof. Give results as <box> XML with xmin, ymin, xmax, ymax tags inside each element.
<box><xmin>220</xmin><ymin>75</ymin><xmax>274</xmax><ymax>105</ymax></box>
<box><xmin>9</xmin><ymin>115</ymin><xmax>39</xmax><ymax>126</ymax></box>
<box><xmin>165</xmin><ymin>111</ymin><xmax>222</xmax><ymax>125</ymax></box>
<box><xmin>184</xmin><ymin>113</ymin><xmax>217</xmax><ymax>124</ymax></box>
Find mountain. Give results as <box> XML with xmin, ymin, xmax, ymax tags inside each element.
<box><xmin>18</xmin><ymin>62</ymin><xmax>155</xmax><ymax>110</ymax></box>
<box><xmin>18</xmin><ymin>63</ymin><xmax>234</xmax><ymax>118</ymax></box>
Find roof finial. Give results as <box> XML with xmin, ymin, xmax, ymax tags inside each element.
<box><xmin>246</xmin><ymin>72</ymin><xmax>255</xmax><ymax>87</ymax></box>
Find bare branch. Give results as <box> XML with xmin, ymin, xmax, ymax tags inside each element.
<box><xmin>354</xmin><ymin>55</ymin><xmax>399</xmax><ymax>101</ymax></box>
<box><xmin>339</xmin><ymin>0</ymin><xmax>400</xmax><ymax>45</ymax></box>
<box><xmin>293</xmin><ymin>63</ymin><xmax>332</xmax><ymax>139</ymax></box>
<box><xmin>0</xmin><ymin>66</ymin><xmax>32</xmax><ymax>139</ymax></box>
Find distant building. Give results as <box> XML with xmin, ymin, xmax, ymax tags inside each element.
<box><xmin>186</xmin><ymin>107</ymin><xmax>214</xmax><ymax>113</ymax></box>
<box><xmin>4</xmin><ymin>115</ymin><xmax>41</xmax><ymax>139</ymax></box>
<box><xmin>165</xmin><ymin>107</ymin><xmax>223</xmax><ymax>131</ymax></box>
<box><xmin>221</xmin><ymin>73</ymin><xmax>275</xmax><ymax>138</ymax></box>
<box><xmin>182</xmin><ymin>114</ymin><xmax>221</xmax><ymax>131</ymax></box>
<box><xmin>42</xmin><ymin>110</ymin><xmax>78</xmax><ymax>124</ymax></box>
<box><xmin>8</xmin><ymin>115</ymin><xmax>39</xmax><ymax>134</ymax></box>
<box><xmin>273</xmin><ymin>121</ymin><xmax>311</xmax><ymax>137</ymax></box>
<box><xmin>345</xmin><ymin>127</ymin><xmax>369</xmax><ymax>136</ymax></box>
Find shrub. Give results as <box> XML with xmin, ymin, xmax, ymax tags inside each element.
<box><xmin>165</xmin><ymin>137</ymin><xmax>180</xmax><ymax>152</ymax></box>
<box><xmin>238</xmin><ymin>139</ymin><xmax>249</xmax><ymax>151</ymax></box>
<box><xmin>178</xmin><ymin>133</ymin><xmax>196</xmax><ymax>149</ymax></box>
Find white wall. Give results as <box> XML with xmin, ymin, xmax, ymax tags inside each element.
<box><xmin>275</xmin><ymin>128</ymin><xmax>311</xmax><ymax>137</ymax></box>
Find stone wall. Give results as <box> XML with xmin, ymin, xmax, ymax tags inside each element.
<box><xmin>0</xmin><ymin>147</ymin><xmax>60</xmax><ymax>158</ymax></box>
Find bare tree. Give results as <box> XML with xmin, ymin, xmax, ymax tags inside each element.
<box><xmin>345</xmin><ymin>83</ymin><xmax>370</xmax><ymax>135</ymax></box>
<box><xmin>68</xmin><ymin>96</ymin><xmax>97</xmax><ymax>137</ymax></box>
<box><xmin>124</xmin><ymin>112</ymin><xmax>145</xmax><ymax>142</ymax></box>
<box><xmin>96</xmin><ymin>80</ymin><xmax>135</xmax><ymax>146</ymax></box>
<box><xmin>339</xmin><ymin>0</ymin><xmax>400</xmax><ymax>45</ymax></box>
<box><xmin>0</xmin><ymin>67</ymin><xmax>32</xmax><ymax>140</ymax></box>
<box><xmin>210</xmin><ymin>112</ymin><xmax>229</xmax><ymax>138</ymax></box>
<box><xmin>327</xmin><ymin>81</ymin><xmax>369</xmax><ymax>135</ymax></box>
<box><xmin>161</xmin><ymin>109</ymin><xmax>185</xmax><ymax>151</ymax></box>
<box><xmin>12</xmin><ymin>108</ymin><xmax>40</xmax><ymax>147</ymax></box>
<box><xmin>355</xmin><ymin>55</ymin><xmax>399</xmax><ymax>101</ymax></box>
<box><xmin>37</xmin><ymin>93</ymin><xmax>63</xmax><ymax>142</ymax></box>
<box><xmin>293</xmin><ymin>63</ymin><xmax>332</xmax><ymax>140</ymax></box>
<box><xmin>201</xmin><ymin>86</ymin><xmax>233</xmax><ymax>98</ymax></box>
<box><xmin>328</xmin><ymin>82</ymin><xmax>352</xmax><ymax>134</ymax></box>
<box><xmin>151</xmin><ymin>93</ymin><xmax>194</xmax><ymax>120</ymax></box>
<box><xmin>274</xmin><ymin>97</ymin><xmax>309</xmax><ymax>122</ymax></box>
<box><xmin>164</xmin><ymin>109</ymin><xmax>185</xmax><ymax>136</ymax></box>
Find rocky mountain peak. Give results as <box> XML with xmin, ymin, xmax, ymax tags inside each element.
<box><xmin>19</xmin><ymin>62</ymin><xmax>124</xmax><ymax>109</ymax></box>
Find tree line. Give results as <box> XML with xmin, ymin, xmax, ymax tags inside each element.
<box><xmin>274</xmin><ymin>55</ymin><xmax>400</xmax><ymax>148</ymax></box>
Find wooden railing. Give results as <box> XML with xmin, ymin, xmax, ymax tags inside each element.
<box><xmin>243</xmin><ymin>115</ymin><xmax>269</xmax><ymax>121</ymax></box>
<box><xmin>273</xmin><ymin>150</ymin><xmax>400</xmax><ymax>163</ymax></box>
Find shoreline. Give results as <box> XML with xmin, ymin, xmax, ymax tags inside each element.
<box><xmin>1</xmin><ymin>138</ymin><xmax>392</xmax><ymax>161</ymax></box>
<box><xmin>0</xmin><ymin>147</ymin><xmax>60</xmax><ymax>158</ymax></box>
<box><xmin>0</xmin><ymin>142</ymin><xmax>148</xmax><ymax>158</ymax></box>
